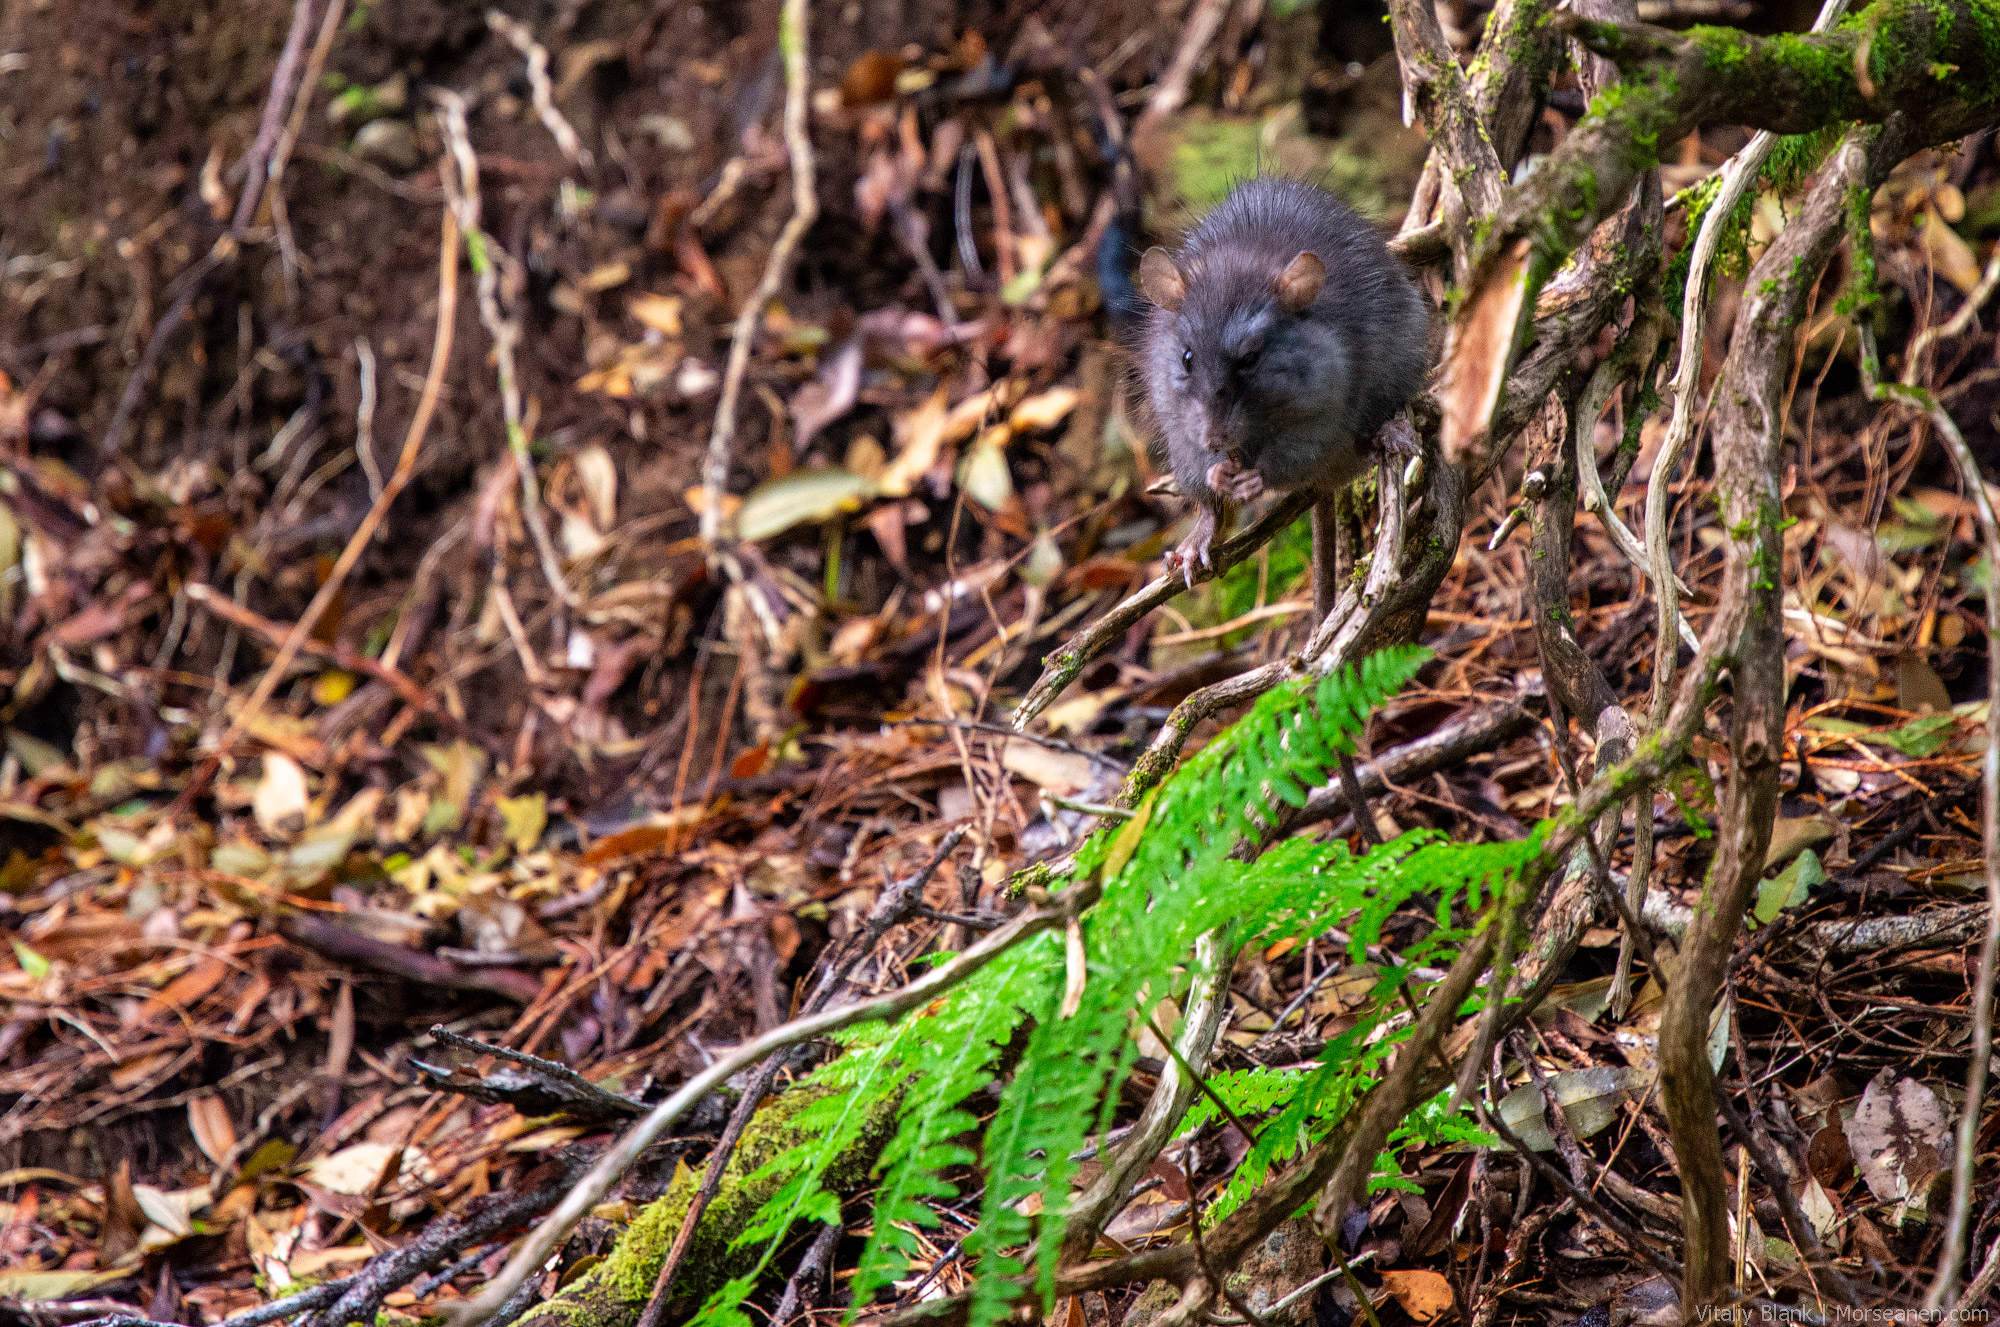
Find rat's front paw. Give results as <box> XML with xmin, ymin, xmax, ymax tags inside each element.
<box><xmin>1206</xmin><ymin>459</ymin><xmax>1264</xmax><ymax>504</ymax></box>
<box><xmin>1373</xmin><ymin>416</ymin><xmax>1420</xmax><ymax>459</ymax></box>
<box><xmin>1165</xmin><ymin>505</ymin><xmax>1221</xmax><ymax>588</ymax></box>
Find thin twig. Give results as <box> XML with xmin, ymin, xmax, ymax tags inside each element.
<box><xmin>1145</xmin><ymin>1014</ymin><xmax>1258</xmax><ymax>1150</ymax></box>
<box><xmin>1474</xmin><ymin>1075</ymin><xmax>1682</xmax><ymax>1280</ymax></box>
<box><xmin>487</xmin><ymin>12</ymin><xmax>592</xmax><ymax>168</ymax></box>
<box><xmin>1337</xmin><ymin>752</ymin><xmax>1383</xmax><ymax>848</ymax></box>
<box><xmin>769</xmin><ymin>1220</ymin><xmax>843</xmax><ymax>1327</ymax></box>
<box><xmin>1134</xmin><ymin>0</ymin><xmax>1233</xmax><ymax>135</ymax></box>
<box><xmin>270</xmin><ymin>0</ymin><xmax>346</xmax><ymax>305</ymax></box>
<box><xmin>700</xmin><ymin>0</ymin><xmax>816</xmax><ymax>549</ymax></box>
<box><xmin>1012</xmin><ymin>493</ymin><xmax>1315</xmax><ymax>730</ymax></box>
<box><xmin>435</xmin><ymin>91</ymin><xmax>578</xmax><ymax>611</ymax></box>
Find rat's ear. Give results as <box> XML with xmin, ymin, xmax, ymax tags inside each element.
<box><xmin>1140</xmin><ymin>247</ymin><xmax>1186</xmax><ymax>312</ymax></box>
<box><xmin>1275</xmin><ymin>251</ymin><xmax>1326</xmax><ymax>311</ymax></box>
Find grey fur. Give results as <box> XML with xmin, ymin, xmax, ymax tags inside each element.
<box><xmin>1141</xmin><ymin>177</ymin><xmax>1432</xmax><ymax>513</ymax></box>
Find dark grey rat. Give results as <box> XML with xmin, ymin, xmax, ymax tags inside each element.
<box><xmin>1139</xmin><ymin>177</ymin><xmax>1432</xmax><ymax>590</ymax></box>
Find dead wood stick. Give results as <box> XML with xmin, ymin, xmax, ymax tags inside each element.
<box><xmin>1013</xmin><ymin>493</ymin><xmax>1314</xmax><ymax>730</ymax></box>
<box><xmin>769</xmin><ymin>1219</ymin><xmax>843</xmax><ymax>1327</ymax></box>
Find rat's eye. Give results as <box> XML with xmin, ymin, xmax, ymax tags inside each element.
<box><xmin>1180</xmin><ymin>348</ymin><xmax>1194</xmax><ymax>373</ymax></box>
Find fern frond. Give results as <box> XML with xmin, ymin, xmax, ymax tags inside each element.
<box><xmin>715</xmin><ymin>646</ymin><xmax>1540</xmax><ymax>1326</ymax></box>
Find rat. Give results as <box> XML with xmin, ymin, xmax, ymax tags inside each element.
<box><xmin>1138</xmin><ymin>176</ymin><xmax>1432</xmax><ymax>596</ymax></box>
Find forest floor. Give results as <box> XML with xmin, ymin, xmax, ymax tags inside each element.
<box><xmin>1</xmin><ymin>0</ymin><xmax>1999</xmax><ymax>1323</ymax></box>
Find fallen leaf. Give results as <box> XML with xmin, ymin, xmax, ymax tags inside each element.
<box><xmin>959</xmin><ymin>427</ymin><xmax>1015</xmax><ymax>511</ymax></box>
<box><xmin>1846</xmin><ymin>1068</ymin><xmax>1950</xmax><ymax>1206</ymax></box>
<box><xmin>1000</xmin><ymin>743</ymin><xmax>1096</xmax><ymax>797</ymax></box>
<box><xmin>572</xmin><ymin>441</ymin><xmax>619</xmax><ymax>532</ymax></box>
<box><xmin>1495</xmin><ymin>1065</ymin><xmax>1636</xmax><ymax>1151</ymax></box>
<box><xmin>1800</xmin><ymin>1175</ymin><xmax>1840</xmax><ymax>1243</ymax></box>
<box><xmin>1378</xmin><ymin>1270</ymin><xmax>1453</xmax><ymax>1324</ymax></box>
<box><xmin>305</xmin><ymin>1142</ymin><xmax>401</xmax><ymax>1196</ymax></box>
<box><xmin>1755</xmin><ymin>848</ymin><xmax>1823</xmax><ymax>924</ymax></box>
<box><xmin>1008</xmin><ymin>386</ymin><xmax>1080</xmax><ymax>433</ymax></box>
<box><xmin>1919</xmin><ymin>207</ymin><xmax>1983</xmax><ymax>293</ymax></box>
<box><xmin>1895</xmin><ymin>652</ymin><xmax>1954</xmax><ymax>716</ymax></box>
<box><xmin>188</xmin><ymin>1094</ymin><xmax>237</xmax><ymax>1166</ymax></box>
<box><xmin>737</xmin><ymin>468</ymin><xmax>873</xmax><ymax>541</ymax></box>
<box><xmin>253</xmin><ymin>754</ymin><xmax>310</xmax><ymax>835</ymax></box>
<box><xmin>791</xmin><ymin>337</ymin><xmax>864</xmax><ymax>455</ymax></box>
<box><xmin>0</xmin><ymin>1269</ymin><xmax>124</xmax><ymax>1301</ymax></box>
<box><xmin>879</xmin><ymin>387</ymin><xmax>950</xmax><ymax>498</ymax></box>
<box><xmin>1807</xmin><ymin>1122</ymin><xmax>1853</xmax><ymax>1189</ymax></box>
<box><xmin>1763</xmin><ymin>815</ymin><xmax>1835</xmax><ymax>870</ymax></box>
<box><xmin>628</xmin><ymin>292</ymin><xmax>684</xmax><ymax>335</ymax></box>
<box><xmin>496</xmin><ymin>793</ymin><xmax>548</xmax><ymax>855</ymax></box>
<box><xmin>132</xmin><ymin>1183</ymin><xmax>200</xmax><ymax>1240</ymax></box>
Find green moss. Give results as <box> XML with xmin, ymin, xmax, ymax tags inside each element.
<box><xmin>1689</xmin><ymin>24</ymin><xmax>1753</xmax><ymax>67</ymax></box>
<box><xmin>1160</xmin><ymin>109</ymin><xmax>1399</xmax><ymax>221</ymax></box>
<box><xmin>529</xmin><ymin>1086</ymin><xmax>898</xmax><ymax>1327</ymax></box>
<box><xmin>1763</xmin><ymin>30</ymin><xmax>1853</xmax><ymax>108</ymax></box>
<box><xmin>1836</xmin><ymin>181</ymin><xmax>1880</xmax><ymax>316</ymax></box>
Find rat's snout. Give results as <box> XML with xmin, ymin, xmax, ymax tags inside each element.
<box><xmin>1203</xmin><ymin>402</ymin><xmax>1248</xmax><ymax>462</ymax></box>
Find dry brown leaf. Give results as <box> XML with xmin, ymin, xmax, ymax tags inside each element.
<box><xmin>1378</xmin><ymin>1269</ymin><xmax>1453</xmax><ymax>1323</ymax></box>
<box><xmin>1008</xmin><ymin>386</ymin><xmax>1080</xmax><ymax>433</ymax></box>
<box><xmin>188</xmin><ymin>1095</ymin><xmax>237</xmax><ymax>1166</ymax></box>
<box><xmin>1919</xmin><ymin>207</ymin><xmax>1983</xmax><ymax>293</ymax></box>
<box><xmin>304</xmin><ymin>1142</ymin><xmax>401</xmax><ymax>1196</ymax></box>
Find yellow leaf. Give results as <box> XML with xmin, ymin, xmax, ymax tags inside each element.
<box><xmin>1008</xmin><ymin>386</ymin><xmax>1080</xmax><ymax>433</ymax></box>
<box><xmin>1102</xmin><ymin>790</ymin><xmax>1156</xmax><ymax>881</ymax></box>
<box><xmin>628</xmin><ymin>292</ymin><xmax>684</xmax><ymax>335</ymax></box>
<box><xmin>879</xmin><ymin>387</ymin><xmax>949</xmax><ymax>498</ymax></box>
<box><xmin>313</xmin><ymin>670</ymin><xmax>357</xmax><ymax>705</ymax></box>
<box><xmin>1921</xmin><ymin>207</ymin><xmax>1983</xmax><ymax>293</ymax></box>
<box><xmin>496</xmin><ymin>792</ymin><xmax>549</xmax><ymax>855</ymax></box>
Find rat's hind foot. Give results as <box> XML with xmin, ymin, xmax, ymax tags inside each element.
<box><xmin>1164</xmin><ymin>504</ymin><xmax>1221</xmax><ymax>588</ymax></box>
<box><xmin>1205</xmin><ymin>458</ymin><xmax>1264</xmax><ymax>504</ymax></box>
<box><xmin>1373</xmin><ymin>416</ymin><xmax>1420</xmax><ymax>459</ymax></box>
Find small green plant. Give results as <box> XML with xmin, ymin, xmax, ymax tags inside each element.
<box><xmin>688</xmin><ymin>648</ymin><xmax>1537</xmax><ymax>1327</ymax></box>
